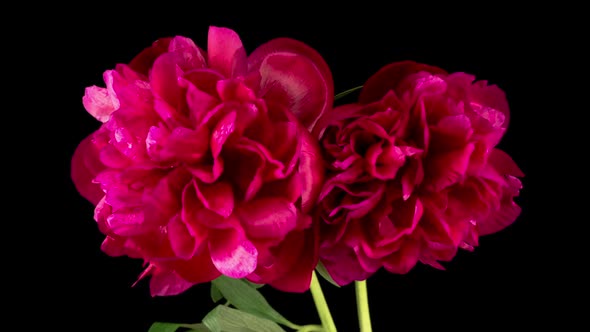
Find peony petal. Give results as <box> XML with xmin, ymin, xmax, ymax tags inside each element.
<box><xmin>71</xmin><ymin>134</ymin><xmax>106</xmax><ymax>205</ymax></box>
<box><xmin>383</xmin><ymin>240</ymin><xmax>421</xmax><ymax>274</ymax></box>
<box><xmin>184</xmin><ymin>80</ymin><xmax>220</xmax><ymax>125</ymax></box>
<box><xmin>150</xmin><ymin>53</ymin><xmax>186</xmax><ymax>110</ymax></box>
<box><xmin>209</xmin><ymin>227</ymin><xmax>258</xmax><ymax>278</ymax></box>
<box><xmin>256</xmin><ymin>53</ymin><xmax>331</xmax><ymax>131</ymax></box>
<box><xmin>425</xmin><ymin>143</ymin><xmax>475</xmax><ymax>191</ymax></box>
<box><xmin>143</xmin><ymin>168</ymin><xmax>191</xmax><ymax>225</ymax></box>
<box><xmin>216</xmin><ymin>78</ymin><xmax>257</xmax><ymax>102</ymax></box>
<box><xmin>168</xmin><ymin>36</ymin><xmax>207</xmax><ymax>71</ymax></box>
<box><xmin>194</xmin><ymin>180</ymin><xmax>234</xmax><ymax>218</ymax></box>
<box><xmin>129</xmin><ymin>37</ymin><xmax>172</xmax><ymax>76</ymax></box>
<box><xmin>478</xmin><ymin>196</ymin><xmax>521</xmax><ymax>236</ymax></box>
<box><xmin>207</xmin><ymin>26</ymin><xmax>247</xmax><ymax>78</ymax></box>
<box><xmin>429</xmin><ymin>115</ymin><xmax>473</xmax><ymax>151</ymax></box>
<box><xmin>320</xmin><ymin>244</ymin><xmax>374</xmax><ymax>286</ymax></box>
<box><xmin>237</xmin><ymin>197</ymin><xmax>298</xmax><ymax>239</ymax></box>
<box><xmin>248</xmin><ymin>37</ymin><xmax>334</xmax><ymax>93</ymax></box>
<box><xmin>100</xmin><ymin>235</ymin><xmax>126</xmax><ymax>257</ymax></box>
<box><xmin>82</xmin><ymin>84</ymin><xmax>118</xmax><ymax>123</ymax></box>
<box><xmin>266</xmin><ymin>225</ymin><xmax>319</xmax><ymax>292</ymax></box>
<box><xmin>182</xmin><ymin>180</ymin><xmax>235</xmax><ymax>229</ymax></box>
<box><xmin>168</xmin><ymin>214</ymin><xmax>199</xmax><ymax>260</ymax></box>
<box><xmin>149</xmin><ymin>268</ymin><xmax>196</xmax><ymax>297</ymax></box>
<box><xmin>166</xmin><ymin>244</ymin><xmax>222</xmax><ymax>284</ymax></box>
<box><xmin>488</xmin><ymin>148</ymin><xmax>524</xmax><ymax>177</ymax></box>
<box><xmin>105</xmin><ymin>208</ymin><xmax>147</xmax><ymax>236</ymax></box>
<box><xmin>211</xmin><ymin>111</ymin><xmax>236</xmax><ymax>158</ymax></box>
<box><xmin>184</xmin><ymin>69</ymin><xmax>225</xmax><ymax>97</ymax></box>
<box><xmin>359</xmin><ymin>61</ymin><xmax>447</xmax><ymax>104</ymax></box>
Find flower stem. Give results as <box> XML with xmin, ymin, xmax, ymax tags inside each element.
<box><xmin>297</xmin><ymin>324</ymin><xmax>325</xmax><ymax>332</ymax></box>
<box><xmin>309</xmin><ymin>271</ymin><xmax>337</xmax><ymax>332</ymax></box>
<box><xmin>355</xmin><ymin>280</ymin><xmax>372</xmax><ymax>332</ymax></box>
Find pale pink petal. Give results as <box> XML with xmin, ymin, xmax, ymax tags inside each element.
<box><xmin>237</xmin><ymin>198</ymin><xmax>298</xmax><ymax>239</ymax></box>
<box><xmin>83</xmin><ymin>85</ymin><xmax>118</xmax><ymax>123</ymax></box>
<box><xmin>209</xmin><ymin>228</ymin><xmax>258</xmax><ymax>278</ymax></box>
<box><xmin>71</xmin><ymin>134</ymin><xmax>106</xmax><ymax>205</ymax></box>
<box><xmin>207</xmin><ymin>26</ymin><xmax>247</xmax><ymax>78</ymax></box>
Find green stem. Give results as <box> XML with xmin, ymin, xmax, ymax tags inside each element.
<box><xmin>355</xmin><ymin>280</ymin><xmax>372</xmax><ymax>332</ymax></box>
<box><xmin>309</xmin><ymin>271</ymin><xmax>337</xmax><ymax>332</ymax></box>
<box><xmin>297</xmin><ymin>324</ymin><xmax>325</xmax><ymax>332</ymax></box>
<box><xmin>334</xmin><ymin>85</ymin><xmax>363</xmax><ymax>100</ymax></box>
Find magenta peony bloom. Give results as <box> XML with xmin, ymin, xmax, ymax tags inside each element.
<box><xmin>71</xmin><ymin>26</ymin><xmax>333</xmax><ymax>295</ymax></box>
<box><xmin>314</xmin><ymin>61</ymin><xmax>523</xmax><ymax>285</ymax></box>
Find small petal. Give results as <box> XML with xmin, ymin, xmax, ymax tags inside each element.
<box><xmin>207</xmin><ymin>26</ymin><xmax>247</xmax><ymax>78</ymax></box>
<box><xmin>209</xmin><ymin>228</ymin><xmax>258</xmax><ymax>278</ymax></box>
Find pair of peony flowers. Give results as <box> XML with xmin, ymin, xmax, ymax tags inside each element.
<box><xmin>72</xmin><ymin>26</ymin><xmax>523</xmax><ymax>297</ymax></box>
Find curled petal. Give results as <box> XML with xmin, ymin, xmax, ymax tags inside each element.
<box><xmin>194</xmin><ymin>180</ymin><xmax>234</xmax><ymax>218</ymax></box>
<box><xmin>129</xmin><ymin>38</ymin><xmax>172</xmax><ymax>76</ymax></box>
<box><xmin>71</xmin><ymin>134</ymin><xmax>106</xmax><ymax>205</ymax></box>
<box><xmin>207</xmin><ymin>26</ymin><xmax>247</xmax><ymax>78</ymax></box>
<box><xmin>256</xmin><ymin>53</ymin><xmax>331</xmax><ymax>131</ymax></box>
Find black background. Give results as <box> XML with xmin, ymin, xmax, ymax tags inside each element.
<box><xmin>21</xmin><ymin>4</ymin><xmax>572</xmax><ymax>332</ymax></box>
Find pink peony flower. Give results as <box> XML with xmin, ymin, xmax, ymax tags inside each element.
<box><xmin>71</xmin><ymin>26</ymin><xmax>333</xmax><ymax>295</ymax></box>
<box><xmin>314</xmin><ymin>61</ymin><xmax>523</xmax><ymax>285</ymax></box>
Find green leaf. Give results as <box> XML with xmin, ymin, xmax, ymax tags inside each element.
<box><xmin>210</xmin><ymin>283</ymin><xmax>224</xmax><ymax>303</ymax></box>
<box><xmin>334</xmin><ymin>85</ymin><xmax>363</xmax><ymax>100</ymax></box>
<box><xmin>202</xmin><ymin>305</ymin><xmax>285</xmax><ymax>332</ymax></box>
<box><xmin>244</xmin><ymin>280</ymin><xmax>264</xmax><ymax>289</ymax></box>
<box><xmin>211</xmin><ymin>276</ymin><xmax>296</xmax><ymax>328</ymax></box>
<box><xmin>148</xmin><ymin>322</ymin><xmax>210</xmax><ymax>332</ymax></box>
<box><xmin>315</xmin><ymin>261</ymin><xmax>341</xmax><ymax>288</ymax></box>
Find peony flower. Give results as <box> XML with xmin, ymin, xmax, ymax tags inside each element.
<box><xmin>71</xmin><ymin>26</ymin><xmax>333</xmax><ymax>295</ymax></box>
<box><xmin>314</xmin><ymin>61</ymin><xmax>523</xmax><ymax>285</ymax></box>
